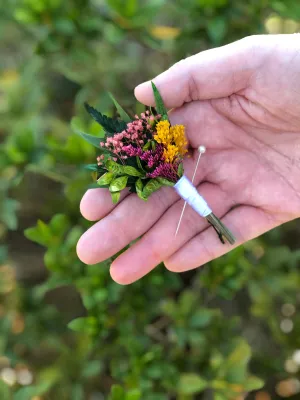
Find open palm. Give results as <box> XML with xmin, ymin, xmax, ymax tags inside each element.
<box><xmin>77</xmin><ymin>34</ymin><xmax>300</xmax><ymax>284</ymax></box>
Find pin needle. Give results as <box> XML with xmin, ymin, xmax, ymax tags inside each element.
<box><xmin>175</xmin><ymin>145</ymin><xmax>206</xmax><ymax>237</ymax></box>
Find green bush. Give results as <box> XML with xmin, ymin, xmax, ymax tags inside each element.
<box><xmin>1</xmin><ymin>0</ymin><xmax>300</xmax><ymax>399</ymax></box>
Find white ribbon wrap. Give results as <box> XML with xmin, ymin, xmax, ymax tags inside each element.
<box><xmin>174</xmin><ymin>175</ymin><xmax>212</xmax><ymax>218</ymax></box>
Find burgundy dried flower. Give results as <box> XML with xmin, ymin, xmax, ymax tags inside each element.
<box><xmin>147</xmin><ymin>162</ymin><xmax>178</xmax><ymax>182</ymax></box>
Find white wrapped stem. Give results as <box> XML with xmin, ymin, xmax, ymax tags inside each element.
<box><xmin>174</xmin><ymin>175</ymin><xmax>236</xmax><ymax>244</ymax></box>
<box><xmin>174</xmin><ymin>175</ymin><xmax>212</xmax><ymax>218</ymax></box>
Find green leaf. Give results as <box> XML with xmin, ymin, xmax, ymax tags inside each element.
<box><xmin>68</xmin><ymin>317</ymin><xmax>98</xmax><ymax>334</ymax></box>
<box><xmin>125</xmin><ymin>0</ymin><xmax>138</xmax><ymax>17</ymax></box>
<box><xmin>136</xmin><ymin>178</ymin><xmax>147</xmax><ymax>201</ymax></box>
<box><xmin>0</xmin><ymin>245</ymin><xmax>8</xmax><ymax>265</ymax></box>
<box><xmin>84</xmin><ymin>103</ymin><xmax>127</xmax><ymax>135</ymax></box>
<box><xmin>109</xmin><ymin>92</ymin><xmax>131</xmax><ymax>123</ymax></box>
<box><xmin>0</xmin><ymin>198</ymin><xmax>19</xmax><ymax>230</ymax></box>
<box><xmin>106</xmin><ymin>160</ymin><xmax>124</xmax><ymax>175</ymax></box>
<box><xmin>151</xmin><ymin>82</ymin><xmax>168</xmax><ymax>120</ymax></box>
<box><xmin>142</xmin><ymin>178</ymin><xmax>162</xmax><ymax>198</ymax></box>
<box><xmin>125</xmin><ymin>389</ymin><xmax>142</xmax><ymax>400</ymax></box>
<box><xmin>96</xmin><ymin>184</ymin><xmax>110</xmax><ymax>189</ymax></box>
<box><xmin>227</xmin><ymin>340</ymin><xmax>251</xmax><ymax>366</ymax></box>
<box><xmin>49</xmin><ymin>214</ymin><xmax>70</xmax><ymax>238</ymax></box>
<box><xmin>84</xmin><ymin>164</ymin><xmax>101</xmax><ymax>172</ymax></box>
<box><xmin>178</xmin><ymin>374</ymin><xmax>208</xmax><ymax>394</ymax></box>
<box><xmin>136</xmin><ymin>156</ymin><xmax>145</xmax><ymax>172</ymax></box>
<box><xmin>109</xmin><ymin>176</ymin><xmax>128</xmax><ymax>192</ymax></box>
<box><xmin>123</xmin><ymin>166</ymin><xmax>143</xmax><ymax>177</ymax></box>
<box><xmin>211</xmin><ymin>380</ymin><xmax>230</xmax><ymax>390</ymax></box>
<box><xmin>72</xmin><ymin>384</ymin><xmax>84</xmax><ymax>400</ymax></box>
<box><xmin>25</xmin><ymin>220</ymin><xmax>51</xmax><ymax>247</ymax></box>
<box><xmin>224</xmin><ymin>340</ymin><xmax>251</xmax><ymax>384</ymax></box>
<box><xmin>109</xmin><ymin>384</ymin><xmax>125</xmax><ymax>400</ymax></box>
<box><xmin>111</xmin><ymin>191</ymin><xmax>121</xmax><ymax>204</ymax></box>
<box><xmin>25</xmin><ymin>215</ymin><xmax>70</xmax><ymax>248</ymax></box>
<box><xmin>207</xmin><ymin>17</ymin><xmax>227</xmax><ymax>45</ymax></box>
<box><xmin>143</xmin><ymin>141</ymin><xmax>151</xmax><ymax>151</ymax></box>
<box><xmin>243</xmin><ymin>376</ymin><xmax>264</xmax><ymax>391</ymax></box>
<box><xmin>213</xmin><ymin>394</ymin><xmax>227</xmax><ymax>400</ymax></box>
<box><xmin>190</xmin><ymin>309</ymin><xmax>217</xmax><ymax>328</ymax></box>
<box><xmin>98</xmin><ymin>172</ymin><xmax>114</xmax><ymax>185</ymax></box>
<box><xmin>71</xmin><ymin>117</ymin><xmax>103</xmax><ymax>149</ymax></box>
<box><xmin>0</xmin><ymin>380</ymin><xmax>10</xmax><ymax>400</ymax></box>
<box><xmin>82</xmin><ymin>360</ymin><xmax>103</xmax><ymax>378</ymax></box>
<box><xmin>157</xmin><ymin>177</ymin><xmax>175</xmax><ymax>187</ymax></box>
<box><xmin>14</xmin><ymin>382</ymin><xmax>52</xmax><ymax>400</ymax></box>
<box><xmin>178</xmin><ymin>162</ymin><xmax>184</xmax><ymax>178</ymax></box>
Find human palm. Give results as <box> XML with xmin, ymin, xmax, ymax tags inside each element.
<box><xmin>77</xmin><ymin>34</ymin><xmax>300</xmax><ymax>284</ymax></box>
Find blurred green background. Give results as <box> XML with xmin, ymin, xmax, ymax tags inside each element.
<box><xmin>1</xmin><ymin>1</ymin><xmax>300</xmax><ymax>399</ymax></box>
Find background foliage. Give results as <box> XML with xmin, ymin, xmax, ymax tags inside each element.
<box><xmin>1</xmin><ymin>0</ymin><xmax>300</xmax><ymax>399</ymax></box>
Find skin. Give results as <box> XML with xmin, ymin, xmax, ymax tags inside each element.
<box><xmin>77</xmin><ymin>34</ymin><xmax>300</xmax><ymax>284</ymax></box>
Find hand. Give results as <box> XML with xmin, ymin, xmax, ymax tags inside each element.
<box><xmin>77</xmin><ymin>34</ymin><xmax>300</xmax><ymax>284</ymax></box>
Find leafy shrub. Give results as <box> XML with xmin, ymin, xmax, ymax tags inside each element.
<box><xmin>1</xmin><ymin>0</ymin><xmax>300</xmax><ymax>399</ymax></box>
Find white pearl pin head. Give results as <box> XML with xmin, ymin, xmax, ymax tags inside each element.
<box><xmin>198</xmin><ymin>145</ymin><xmax>206</xmax><ymax>154</ymax></box>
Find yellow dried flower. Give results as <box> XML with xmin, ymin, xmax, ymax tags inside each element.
<box><xmin>154</xmin><ymin>120</ymin><xmax>171</xmax><ymax>145</ymax></box>
<box><xmin>154</xmin><ymin>120</ymin><xmax>188</xmax><ymax>163</ymax></box>
<box><xmin>170</xmin><ymin>124</ymin><xmax>188</xmax><ymax>157</ymax></box>
<box><xmin>163</xmin><ymin>144</ymin><xmax>178</xmax><ymax>163</ymax></box>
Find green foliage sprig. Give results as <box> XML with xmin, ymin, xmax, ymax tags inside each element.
<box><xmin>84</xmin><ymin>103</ymin><xmax>128</xmax><ymax>136</ymax></box>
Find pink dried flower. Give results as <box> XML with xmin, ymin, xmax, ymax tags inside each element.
<box><xmin>98</xmin><ymin>113</ymin><xmax>164</xmax><ymax>169</ymax></box>
<box><xmin>122</xmin><ymin>145</ymin><xmax>143</xmax><ymax>157</ymax></box>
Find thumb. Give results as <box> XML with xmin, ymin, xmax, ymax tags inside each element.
<box><xmin>134</xmin><ymin>35</ymin><xmax>262</xmax><ymax>109</ymax></box>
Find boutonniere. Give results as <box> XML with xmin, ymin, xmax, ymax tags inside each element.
<box><xmin>77</xmin><ymin>83</ymin><xmax>235</xmax><ymax>245</ymax></box>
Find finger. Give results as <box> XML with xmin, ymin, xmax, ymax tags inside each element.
<box><xmin>164</xmin><ymin>205</ymin><xmax>280</xmax><ymax>272</ymax></box>
<box><xmin>77</xmin><ymin>185</ymin><xmax>177</xmax><ymax>265</ymax></box>
<box><xmin>110</xmin><ymin>183</ymin><xmax>235</xmax><ymax>284</ymax></box>
<box><xmin>135</xmin><ymin>36</ymin><xmax>261</xmax><ymax>108</ymax></box>
<box><xmin>80</xmin><ymin>188</ymin><xmax>129</xmax><ymax>221</ymax></box>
